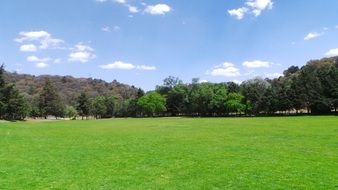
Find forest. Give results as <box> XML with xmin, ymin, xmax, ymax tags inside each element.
<box><xmin>1</xmin><ymin>56</ymin><xmax>338</xmax><ymax>120</ymax></box>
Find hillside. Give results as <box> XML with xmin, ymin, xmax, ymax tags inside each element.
<box><xmin>4</xmin><ymin>72</ymin><xmax>140</xmax><ymax>105</ymax></box>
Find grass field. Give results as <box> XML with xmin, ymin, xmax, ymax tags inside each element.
<box><xmin>0</xmin><ymin>117</ymin><xmax>337</xmax><ymax>189</ymax></box>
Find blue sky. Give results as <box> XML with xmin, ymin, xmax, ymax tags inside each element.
<box><xmin>0</xmin><ymin>0</ymin><xmax>338</xmax><ymax>90</ymax></box>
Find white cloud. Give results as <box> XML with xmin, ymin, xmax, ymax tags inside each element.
<box><xmin>199</xmin><ymin>80</ymin><xmax>209</xmax><ymax>83</ymax></box>
<box><xmin>246</xmin><ymin>0</ymin><xmax>273</xmax><ymax>16</ymax></box>
<box><xmin>15</xmin><ymin>31</ymin><xmax>50</xmax><ymax>42</ymax></box>
<box><xmin>115</xmin><ymin>0</ymin><xmax>126</xmax><ymax>4</ymax></box>
<box><xmin>208</xmin><ymin>62</ymin><xmax>241</xmax><ymax>77</ymax></box>
<box><xmin>20</xmin><ymin>44</ymin><xmax>37</xmax><ymax>52</ymax></box>
<box><xmin>228</xmin><ymin>7</ymin><xmax>248</xmax><ymax>20</ymax></box>
<box><xmin>144</xmin><ymin>4</ymin><xmax>171</xmax><ymax>15</ymax></box>
<box><xmin>136</xmin><ymin>65</ymin><xmax>156</xmax><ymax>70</ymax></box>
<box><xmin>99</xmin><ymin>61</ymin><xmax>156</xmax><ymax>71</ymax></box>
<box><xmin>242</xmin><ymin>60</ymin><xmax>271</xmax><ymax>68</ymax></box>
<box><xmin>325</xmin><ymin>48</ymin><xmax>338</xmax><ymax>57</ymax></box>
<box><xmin>228</xmin><ymin>0</ymin><xmax>273</xmax><ymax>19</ymax></box>
<box><xmin>68</xmin><ymin>43</ymin><xmax>96</xmax><ymax>63</ymax></box>
<box><xmin>35</xmin><ymin>62</ymin><xmax>48</xmax><ymax>68</ymax></box>
<box><xmin>100</xmin><ymin>0</ymin><xmax>139</xmax><ymax>14</ymax></box>
<box><xmin>304</xmin><ymin>32</ymin><xmax>322</xmax><ymax>40</ymax></box>
<box><xmin>26</xmin><ymin>56</ymin><xmax>51</xmax><ymax>62</ymax></box>
<box><xmin>68</xmin><ymin>52</ymin><xmax>95</xmax><ymax>63</ymax></box>
<box><xmin>15</xmin><ymin>31</ymin><xmax>64</xmax><ymax>50</ymax></box>
<box><xmin>128</xmin><ymin>5</ymin><xmax>139</xmax><ymax>13</ymax></box>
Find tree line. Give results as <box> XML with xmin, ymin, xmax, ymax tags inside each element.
<box><xmin>0</xmin><ymin>56</ymin><xmax>337</xmax><ymax>120</ymax></box>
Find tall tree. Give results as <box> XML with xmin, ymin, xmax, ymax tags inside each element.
<box><xmin>0</xmin><ymin>64</ymin><xmax>5</xmax><ymax>117</ymax></box>
<box><xmin>39</xmin><ymin>79</ymin><xmax>65</xmax><ymax>119</ymax></box>
<box><xmin>166</xmin><ymin>84</ymin><xmax>189</xmax><ymax>116</ymax></box>
<box><xmin>0</xmin><ymin>65</ymin><xmax>29</xmax><ymax>120</ymax></box>
<box><xmin>105</xmin><ymin>96</ymin><xmax>118</xmax><ymax>118</ymax></box>
<box><xmin>76</xmin><ymin>92</ymin><xmax>91</xmax><ymax>120</ymax></box>
<box><xmin>240</xmin><ymin>78</ymin><xmax>270</xmax><ymax>115</ymax></box>
<box><xmin>92</xmin><ymin>96</ymin><xmax>106</xmax><ymax>119</ymax></box>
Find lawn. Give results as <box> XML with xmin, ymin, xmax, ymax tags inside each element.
<box><xmin>0</xmin><ymin>117</ymin><xmax>337</xmax><ymax>189</ymax></box>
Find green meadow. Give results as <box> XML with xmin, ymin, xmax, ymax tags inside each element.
<box><xmin>0</xmin><ymin>117</ymin><xmax>337</xmax><ymax>189</ymax></box>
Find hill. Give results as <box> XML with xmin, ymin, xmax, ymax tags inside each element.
<box><xmin>3</xmin><ymin>72</ymin><xmax>141</xmax><ymax>105</ymax></box>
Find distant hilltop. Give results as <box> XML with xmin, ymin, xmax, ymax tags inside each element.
<box><xmin>3</xmin><ymin>72</ymin><xmax>141</xmax><ymax>105</ymax></box>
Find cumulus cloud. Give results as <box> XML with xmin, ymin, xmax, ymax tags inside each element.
<box><xmin>99</xmin><ymin>61</ymin><xmax>156</xmax><ymax>71</ymax></box>
<box><xmin>15</xmin><ymin>31</ymin><xmax>64</xmax><ymax>50</ymax></box>
<box><xmin>325</xmin><ymin>48</ymin><xmax>338</xmax><ymax>57</ymax></box>
<box><xmin>68</xmin><ymin>43</ymin><xmax>96</xmax><ymax>63</ymax></box>
<box><xmin>228</xmin><ymin>0</ymin><xmax>273</xmax><ymax>19</ymax></box>
<box><xmin>304</xmin><ymin>32</ymin><xmax>322</xmax><ymax>40</ymax></box>
<box><xmin>242</xmin><ymin>60</ymin><xmax>271</xmax><ymax>68</ymax></box>
<box><xmin>208</xmin><ymin>62</ymin><xmax>241</xmax><ymax>77</ymax></box>
<box><xmin>228</xmin><ymin>7</ymin><xmax>248</xmax><ymax>20</ymax></box>
<box><xmin>26</xmin><ymin>56</ymin><xmax>51</xmax><ymax>62</ymax></box>
<box><xmin>246</xmin><ymin>0</ymin><xmax>273</xmax><ymax>16</ymax></box>
<box><xmin>144</xmin><ymin>4</ymin><xmax>171</xmax><ymax>15</ymax></box>
<box><xmin>20</xmin><ymin>44</ymin><xmax>37</xmax><ymax>52</ymax></box>
<box><xmin>128</xmin><ymin>5</ymin><xmax>139</xmax><ymax>13</ymax></box>
<box><xmin>35</xmin><ymin>62</ymin><xmax>48</xmax><ymax>68</ymax></box>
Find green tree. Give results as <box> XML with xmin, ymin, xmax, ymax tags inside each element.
<box><xmin>65</xmin><ymin>105</ymin><xmax>78</xmax><ymax>119</ymax></box>
<box><xmin>137</xmin><ymin>92</ymin><xmax>166</xmax><ymax>116</ymax></box>
<box><xmin>209</xmin><ymin>84</ymin><xmax>228</xmax><ymax>115</ymax></box>
<box><xmin>105</xmin><ymin>96</ymin><xmax>118</xmax><ymax>118</ymax></box>
<box><xmin>0</xmin><ymin>65</ymin><xmax>29</xmax><ymax>120</ymax></box>
<box><xmin>39</xmin><ymin>79</ymin><xmax>65</xmax><ymax>119</ymax></box>
<box><xmin>76</xmin><ymin>92</ymin><xmax>91</xmax><ymax>120</ymax></box>
<box><xmin>1</xmin><ymin>84</ymin><xmax>29</xmax><ymax>120</ymax></box>
<box><xmin>240</xmin><ymin>78</ymin><xmax>270</xmax><ymax>115</ymax></box>
<box><xmin>0</xmin><ymin>64</ymin><xmax>6</xmax><ymax>118</ymax></box>
<box><xmin>166</xmin><ymin>84</ymin><xmax>189</xmax><ymax>116</ymax></box>
<box><xmin>225</xmin><ymin>93</ymin><xmax>245</xmax><ymax>115</ymax></box>
<box><xmin>188</xmin><ymin>83</ymin><xmax>214</xmax><ymax>116</ymax></box>
<box><xmin>92</xmin><ymin>96</ymin><xmax>106</xmax><ymax>119</ymax></box>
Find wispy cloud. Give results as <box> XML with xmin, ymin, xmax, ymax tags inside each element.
<box><xmin>242</xmin><ymin>60</ymin><xmax>271</xmax><ymax>68</ymax></box>
<box><xmin>304</xmin><ymin>32</ymin><xmax>322</xmax><ymax>40</ymax></box>
<box><xmin>26</xmin><ymin>56</ymin><xmax>51</xmax><ymax>62</ymax></box>
<box><xmin>99</xmin><ymin>61</ymin><xmax>156</xmax><ymax>71</ymax></box>
<box><xmin>19</xmin><ymin>44</ymin><xmax>37</xmax><ymax>52</ymax></box>
<box><xmin>96</xmin><ymin>0</ymin><xmax>171</xmax><ymax>16</ymax></box>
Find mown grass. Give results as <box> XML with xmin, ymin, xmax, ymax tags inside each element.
<box><xmin>0</xmin><ymin>117</ymin><xmax>337</xmax><ymax>189</ymax></box>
